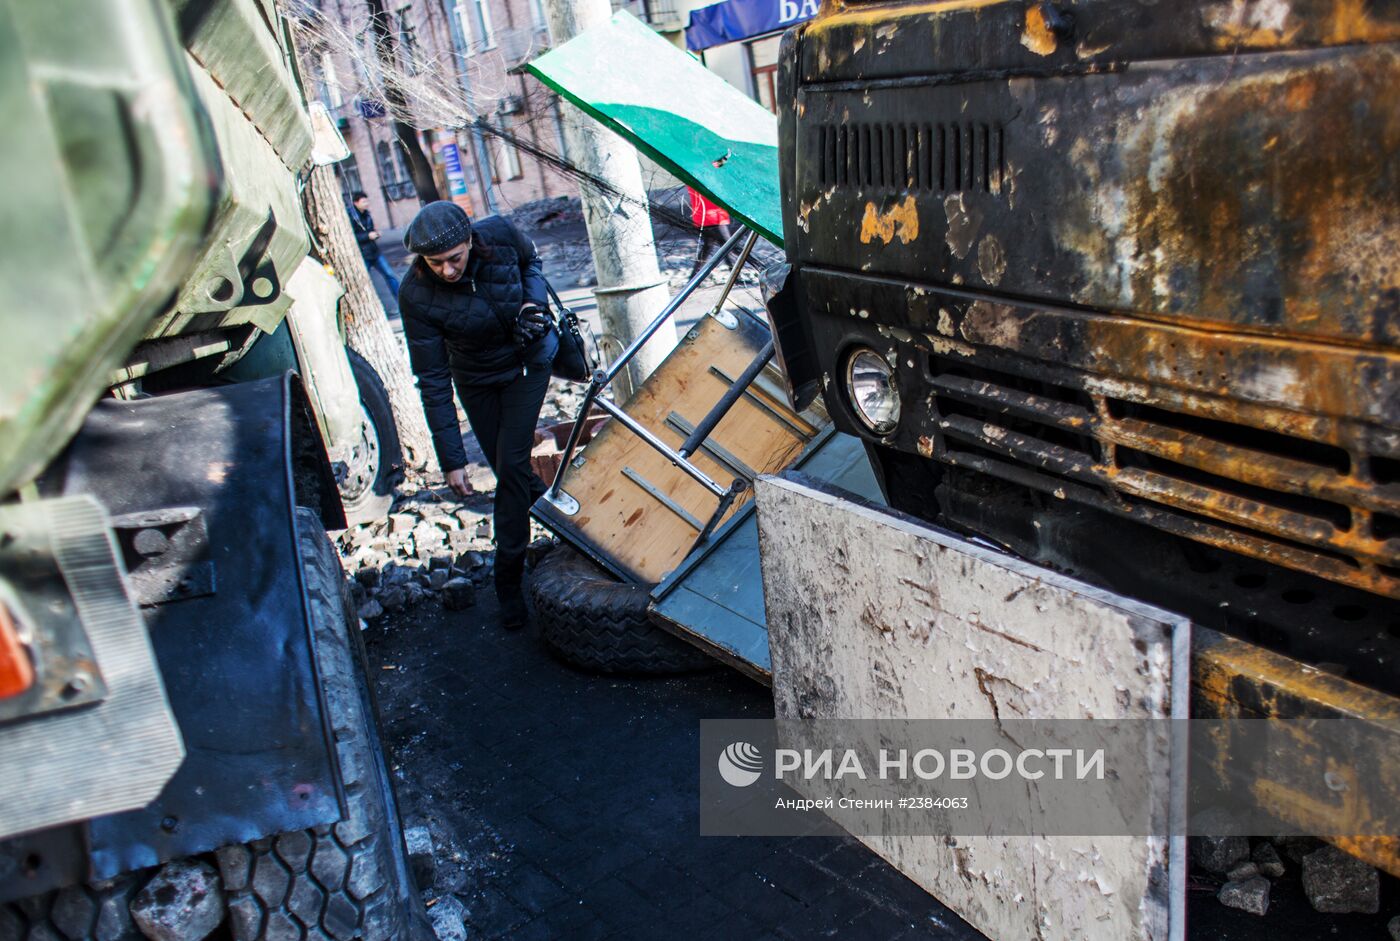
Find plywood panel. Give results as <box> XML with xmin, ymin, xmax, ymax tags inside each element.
<box><xmin>546</xmin><ymin>311</ymin><xmax>819</xmax><ymax>583</ymax></box>
<box><xmin>757</xmin><ymin>475</ymin><xmax>1188</xmax><ymax>941</ymax></box>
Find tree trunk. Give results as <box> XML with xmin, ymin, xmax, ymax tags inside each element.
<box><xmin>303</xmin><ymin>163</ymin><xmax>438</xmax><ymax>473</ymax></box>
<box><xmin>367</xmin><ymin>0</ymin><xmax>441</xmax><ymax>204</ymax></box>
<box><xmin>394</xmin><ymin>119</ymin><xmax>441</xmax><ymax>204</ymax></box>
<box><xmin>541</xmin><ymin>0</ymin><xmax>674</xmax><ymax>401</ymax></box>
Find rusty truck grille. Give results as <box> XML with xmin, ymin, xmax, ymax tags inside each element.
<box><xmin>815</xmin><ymin>122</ymin><xmax>1005</xmax><ymax>194</ymax></box>
<box><xmin>926</xmin><ymin>354</ymin><xmax>1400</xmax><ymax>598</ymax></box>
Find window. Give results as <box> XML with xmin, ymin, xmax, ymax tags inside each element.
<box><xmin>318</xmin><ymin>51</ymin><xmax>343</xmax><ymax>109</ymax></box>
<box><xmin>395</xmin><ymin>8</ymin><xmax>420</xmax><ymax>75</ymax></box>
<box><xmin>335</xmin><ymin>154</ymin><xmax>364</xmax><ymax>205</ymax></box>
<box><xmin>454</xmin><ymin>0</ymin><xmax>495</xmax><ymax>52</ymax></box>
<box><xmin>495</xmin><ymin>119</ymin><xmax>523</xmax><ymax>181</ymax></box>
<box><xmin>748</xmin><ymin>35</ymin><xmax>781</xmax><ymax>114</ymax></box>
<box><xmin>377</xmin><ymin>138</ymin><xmax>415</xmax><ymax>201</ymax></box>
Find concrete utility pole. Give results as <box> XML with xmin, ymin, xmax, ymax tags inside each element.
<box><xmin>539</xmin><ymin>0</ymin><xmax>674</xmax><ymax>399</ymax></box>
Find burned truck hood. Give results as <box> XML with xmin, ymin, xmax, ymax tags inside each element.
<box><xmin>785</xmin><ymin>0</ymin><xmax>1400</xmax><ymax>349</ymax></box>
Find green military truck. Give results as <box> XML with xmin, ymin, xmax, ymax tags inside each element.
<box><xmin>0</xmin><ymin>0</ymin><xmax>426</xmax><ymax>938</ymax></box>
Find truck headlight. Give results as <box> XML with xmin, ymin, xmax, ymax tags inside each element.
<box><xmin>844</xmin><ymin>348</ymin><xmax>900</xmax><ymax>435</ymax></box>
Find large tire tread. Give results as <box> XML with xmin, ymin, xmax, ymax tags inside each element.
<box><xmin>341</xmin><ymin>348</ymin><xmax>403</xmax><ymax>526</ymax></box>
<box><xmin>217</xmin><ymin>509</ymin><xmax>428</xmax><ymax>941</ymax></box>
<box><xmin>529</xmin><ymin>544</ymin><xmax>713</xmax><ymax>675</ymax></box>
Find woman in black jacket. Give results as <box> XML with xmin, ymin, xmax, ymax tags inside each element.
<box><xmin>398</xmin><ymin>202</ymin><xmax>558</xmax><ymax>629</ymax></box>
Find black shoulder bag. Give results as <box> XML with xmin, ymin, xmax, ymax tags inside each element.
<box><xmin>543</xmin><ymin>279</ymin><xmax>598</xmax><ymax>383</ymax></box>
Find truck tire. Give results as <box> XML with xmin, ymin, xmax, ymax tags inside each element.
<box><xmin>217</xmin><ymin>509</ymin><xmax>430</xmax><ymax>941</ymax></box>
<box><xmin>528</xmin><ymin>544</ymin><xmax>714</xmax><ymax>675</ymax></box>
<box><xmin>0</xmin><ymin>513</ymin><xmax>429</xmax><ymax>941</ymax></box>
<box><xmin>0</xmin><ymin>871</ymin><xmax>146</xmax><ymax>941</ymax></box>
<box><xmin>339</xmin><ymin>349</ymin><xmax>402</xmax><ymax>526</ymax></box>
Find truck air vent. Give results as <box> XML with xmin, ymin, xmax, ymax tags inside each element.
<box><xmin>816</xmin><ymin>122</ymin><xmax>1004</xmax><ymax>194</ymax></box>
<box><xmin>925</xmin><ymin>353</ymin><xmax>1400</xmax><ymax>598</ymax></box>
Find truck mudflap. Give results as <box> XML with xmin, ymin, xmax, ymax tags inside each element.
<box><xmin>4</xmin><ymin>374</ymin><xmax>347</xmax><ymax>896</ymax></box>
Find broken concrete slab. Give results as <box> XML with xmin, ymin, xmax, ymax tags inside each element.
<box><xmin>757</xmin><ymin>475</ymin><xmax>1188</xmax><ymax>941</ymax></box>
<box><xmin>1301</xmin><ymin>845</ymin><xmax>1380</xmax><ymax>914</ymax></box>
<box><xmin>129</xmin><ymin>859</ymin><xmax>225</xmax><ymax>941</ymax></box>
<box><xmin>1217</xmin><ymin>875</ymin><xmax>1270</xmax><ymax>916</ymax></box>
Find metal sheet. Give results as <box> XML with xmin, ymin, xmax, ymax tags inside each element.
<box><xmin>40</xmin><ymin>375</ymin><xmax>342</xmax><ymax>879</ymax></box>
<box><xmin>0</xmin><ymin>497</ymin><xmax>183</xmax><ymax>843</ymax></box>
<box><xmin>757</xmin><ymin>474</ymin><xmax>1188</xmax><ymax>941</ymax></box>
<box><xmin>525</xmin><ymin>11</ymin><xmax>783</xmax><ymax>245</ymax></box>
<box><xmin>1193</xmin><ymin>628</ymin><xmax>1400</xmax><ymax>878</ymax></box>
<box><xmin>649</xmin><ymin>431</ymin><xmax>883</xmax><ymax>680</ymax></box>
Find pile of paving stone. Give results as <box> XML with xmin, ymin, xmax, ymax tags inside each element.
<box><xmin>1194</xmin><ymin>821</ymin><xmax>1390</xmax><ymax>921</ymax></box>
<box><xmin>336</xmin><ymin>491</ymin><xmax>496</xmax><ymax>622</ymax></box>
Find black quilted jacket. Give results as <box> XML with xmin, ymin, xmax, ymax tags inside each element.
<box><xmin>398</xmin><ymin>215</ymin><xmax>557</xmax><ymax>471</ymax></box>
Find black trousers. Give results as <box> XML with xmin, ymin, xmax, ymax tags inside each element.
<box><xmin>688</xmin><ymin>223</ymin><xmax>733</xmax><ymax>279</ymax></box>
<box><xmin>457</xmin><ymin>367</ymin><xmax>551</xmax><ymax>590</ymax></box>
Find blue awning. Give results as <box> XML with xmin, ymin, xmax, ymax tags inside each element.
<box><xmin>685</xmin><ymin>0</ymin><xmax>817</xmax><ymax>51</ymax></box>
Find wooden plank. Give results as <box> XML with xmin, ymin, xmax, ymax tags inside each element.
<box><xmin>757</xmin><ymin>475</ymin><xmax>1187</xmax><ymax>941</ymax></box>
<box><xmin>546</xmin><ymin>312</ymin><xmax>818</xmax><ymax>583</ymax></box>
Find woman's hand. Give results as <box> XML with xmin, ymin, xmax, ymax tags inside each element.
<box><xmin>513</xmin><ymin>305</ymin><xmax>552</xmax><ymax>347</ymax></box>
<box><xmin>445</xmin><ymin>467</ymin><xmax>473</xmax><ymax>498</ymax></box>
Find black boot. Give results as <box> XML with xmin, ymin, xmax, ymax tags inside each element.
<box><xmin>495</xmin><ymin>554</ymin><xmax>527</xmax><ymax>631</ymax></box>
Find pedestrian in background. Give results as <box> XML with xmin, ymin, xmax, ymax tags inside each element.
<box><xmin>687</xmin><ymin>187</ymin><xmax>732</xmax><ymax>281</ymax></box>
<box><xmin>398</xmin><ymin>202</ymin><xmax>557</xmax><ymax>630</ymax></box>
<box><xmin>349</xmin><ymin>191</ymin><xmax>401</xmax><ymax>297</ymax></box>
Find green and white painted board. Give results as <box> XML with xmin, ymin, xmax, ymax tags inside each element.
<box><xmin>525</xmin><ymin>11</ymin><xmax>783</xmax><ymax>245</ymax></box>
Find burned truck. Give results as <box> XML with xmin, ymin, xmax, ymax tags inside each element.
<box><xmin>0</xmin><ymin>0</ymin><xmax>425</xmax><ymax>938</ymax></box>
<box><xmin>769</xmin><ymin>0</ymin><xmax>1399</xmax><ymax>895</ymax></box>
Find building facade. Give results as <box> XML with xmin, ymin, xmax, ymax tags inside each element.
<box><xmin>302</xmin><ymin>0</ymin><xmax>574</xmax><ymax>231</ymax></box>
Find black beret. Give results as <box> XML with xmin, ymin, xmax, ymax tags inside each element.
<box><xmin>403</xmin><ymin>201</ymin><xmax>473</xmax><ymax>255</ymax></box>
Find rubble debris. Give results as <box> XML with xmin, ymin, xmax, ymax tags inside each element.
<box><xmin>1225</xmin><ymin>861</ymin><xmax>1259</xmax><ymax>882</ymax></box>
<box><xmin>358</xmin><ymin>599</ymin><xmax>384</xmax><ymax>621</ymax></box>
<box><xmin>1192</xmin><ymin>833</ymin><xmax>1250</xmax><ymax>874</ymax></box>
<box><xmin>404</xmin><ymin>826</ymin><xmax>436</xmax><ymax>890</ymax></box>
<box><xmin>1388</xmin><ymin>914</ymin><xmax>1399</xmax><ymax>940</ymax></box>
<box><xmin>1251</xmin><ymin>842</ymin><xmax>1285</xmax><ymax>878</ymax></box>
<box><xmin>1301</xmin><ymin>845</ymin><xmax>1380</xmax><ymax>914</ymax></box>
<box><xmin>379</xmin><ymin>586</ymin><xmax>407</xmax><ymax>612</ymax></box>
<box><xmin>443</xmin><ymin>578</ymin><xmax>476</xmax><ymax>612</ymax></box>
<box><xmin>1274</xmin><ymin>835</ymin><xmax>1323</xmax><ymax>864</ymax></box>
<box><xmin>128</xmin><ymin>859</ymin><xmax>225</xmax><ymax>941</ymax></box>
<box><xmin>1217</xmin><ymin>876</ymin><xmax>1270</xmax><ymax>916</ymax></box>
<box><xmin>427</xmin><ymin>895</ymin><xmax>468</xmax><ymax>941</ymax></box>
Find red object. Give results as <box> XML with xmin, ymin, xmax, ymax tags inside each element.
<box><xmin>0</xmin><ymin>604</ymin><xmax>34</xmax><ymax>700</ymax></box>
<box><xmin>688</xmin><ymin>188</ymin><xmax>731</xmax><ymax>227</ymax></box>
